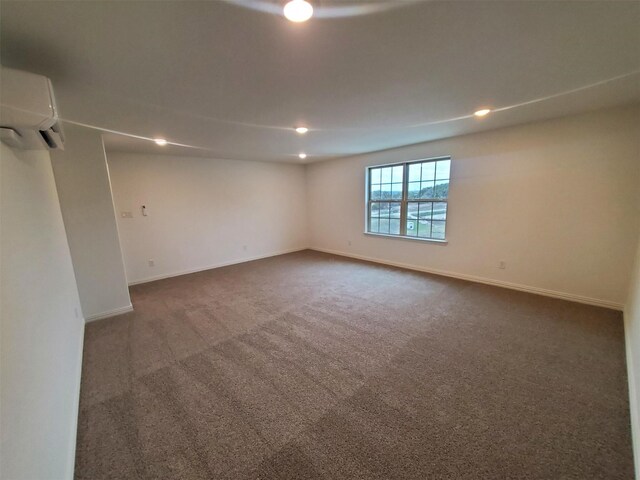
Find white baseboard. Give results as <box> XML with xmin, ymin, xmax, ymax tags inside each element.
<box><xmin>84</xmin><ymin>304</ymin><xmax>134</xmax><ymax>322</ymax></box>
<box><xmin>127</xmin><ymin>247</ymin><xmax>308</xmax><ymax>286</ymax></box>
<box><xmin>624</xmin><ymin>310</ymin><xmax>640</xmax><ymax>477</ymax></box>
<box><xmin>310</xmin><ymin>247</ymin><xmax>623</xmax><ymax>311</ymax></box>
<box><xmin>67</xmin><ymin>318</ymin><xmax>85</xmax><ymax>479</ymax></box>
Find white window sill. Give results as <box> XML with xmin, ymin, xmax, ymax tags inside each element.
<box><xmin>363</xmin><ymin>231</ymin><xmax>448</xmax><ymax>245</ymax></box>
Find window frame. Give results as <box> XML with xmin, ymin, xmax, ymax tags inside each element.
<box><xmin>365</xmin><ymin>156</ymin><xmax>451</xmax><ymax>244</ymax></box>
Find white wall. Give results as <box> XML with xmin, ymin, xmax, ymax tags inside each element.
<box><xmin>107</xmin><ymin>153</ymin><xmax>308</xmax><ymax>284</ymax></box>
<box><xmin>307</xmin><ymin>104</ymin><xmax>640</xmax><ymax>308</ymax></box>
<box><xmin>1</xmin><ymin>144</ymin><xmax>84</xmax><ymax>480</ymax></box>
<box><xmin>50</xmin><ymin>124</ymin><xmax>131</xmax><ymax>321</ymax></box>
<box><xmin>626</xmin><ymin>234</ymin><xmax>640</xmax><ymax>476</ymax></box>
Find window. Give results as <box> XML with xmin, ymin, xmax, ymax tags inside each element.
<box><xmin>367</xmin><ymin>157</ymin><xmax>451</xmax><ymax>241</ymax></box>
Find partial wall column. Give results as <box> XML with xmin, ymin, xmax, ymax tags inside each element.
<box><xmin>51</xmin><ymin>124</ymin><xmax>131</xmax><ymax>321</ymax></box>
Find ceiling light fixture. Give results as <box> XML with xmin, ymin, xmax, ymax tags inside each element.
<box><xmin>474</xmin><ymin>108</ymin><xmax>491</xmax><ymax>117</ymax></box>
<box><xmin>284</xmin><ymin>0</ymin><xmax>313</xmax><ymax>22</ymax></box>
<box><xmin>154</xmin><ymin>138</ymin><xmax>168</xmax><ymax>146</ymax></box>
<box><xmin>298</xmin><ymin>153</ymin><xmax>307</xmax><ymax>159</ymax></box>
<box><xmin>295</xmin><ymin>126</ymin><xmax>309</xmax><ymax>134</ymax></box>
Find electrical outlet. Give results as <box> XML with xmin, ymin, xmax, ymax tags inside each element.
<box><xmin>148</xmin><ymin>259</ymin><xmax>155</xmax><ymax>267</ymax></box>
<box><xmin>242</xmin><ymin>245</ymin><xmax>248</xmax><ymax>251</ymax></box>
<box><xmin>498</xmin><ymin>261</ymin><xmax>506</xmax><ymax>270</ymax></box>
<box><xmin>348</xmin><ymin>240</ymin><xmax>352</xmax><ymax>246</ymax></box>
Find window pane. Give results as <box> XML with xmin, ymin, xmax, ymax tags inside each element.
<box><xmin>391</xmin><ymin>183</ymin><xmax>403</xmax><ymax>199</ymax></box>
<box><xmin>434</xmin><ymin>179</ymin><xmax>449</xmax><ymax>199</ymax></box>
<box><xmin>380</xmin><ymin>183</ymin><xmax>391</xmax><ymax>199</ymax></box>
<box><xmin>390</xmin><ymin>219</ymin><xmax>400</xmax><ymax>235</ymax></box>
<box><xmin>380</xmin><ymin>167</ymin><xmax>392</xmax><ymax>183</ymax></box>
<box><xmin>435</xmin><ymin>160</ymin><xmax>451</xmax><ymax>180</ymax></box>
<box><xmin>391</xmin><ymin>165</ymin><xmax>404</xmax><ymax>184</ymax></box>
<box><xmin>370</xmin><ymin>185</ymin><xmax>382</xmax><ymax>200</ymax></box>
<box><xmin>408</xmin><ymin>163</ymin><xmax>421</xmax><ymax>182</ymax></box>
<box><xmin>406</xmin><ymin>219</ymin><xmax>417</xmax><ymax>236</ymax></box>
<box><xmin>407</xmin><ymin>201</ymin><xmax>419</xmax><ymax>218</ymax></box>
<box><xmin>418</xmin><ymin>181</ymin><xmax>435</xmax><ymax>199</ymax></box>
<box><xmin>417</xmin><ymin>218</ymin><xmax>432</xmax><ymax>238</ymax></box>
<box><xmin>418</xmin><ymin>202</ymin><xmax>433</xmax><ymax>220</ymax></box>
<box><xmin>370</xmin><ymin>168</ymin><xmax>381</xmax><ymax>184</ymax></box>
<box><xmin>379</xmin><ymin>218</ymin><xmax>390</xmax><ymax>234</ymax></box>
<box><xmin>370</xmin><ymin>203</ymin><xmax>380</xmax><ymax>219</ymax></box>
<box><xmin>378</xmin><ymin>202</ymin><xmax>390</xmax><ymax>217</ymax></box>
<box><xmin>407</xmin><ymin>201</ymin><xmax>419</xmax><ymax>236</ymax></box>
<box><xmin>389</xmin><ymin>202</ymin><xmax>401</xmax><ymax>219</ymax></box>
<box><xmin>421</xmin><ymin>162</ymin><xmax>436</xmax><ymax>182</ymax></box>
<box><xmin>370</xmin><ymin>217</ymin><xmax>379</xmax><ymax>233</ymax></box>
<box><xmin>431</xmin><ymin>221</ymin><xmax>446</xmax><ymax>239</ymax></box>
<box><xmin>416</xmin><ymin>202</ymin><xmax>432</xmax><ymax>238</ymax></box>
<box><xmin>408</xmin><ymin>181</ymin><xmax>421</xmax><ymax>199</ymax></box>
<box><xmin>433</xmin><ymin>202</ymin><xmax>447</xmax><ymax>220</ymax></box>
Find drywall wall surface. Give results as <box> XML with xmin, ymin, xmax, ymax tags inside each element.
<box><xmin>107</xmin><ymin>153</ymin><xmax>308</xmax><ymax>284</ymax></box>
<box><xmin>307</xmin><ymin>104</ymin><xmax>640</xmax><ymax>307</ymax></box>
<box><xmin>1</xmin><ymin>143</ymin><xmax>84</xmax><ymax>479</ymax></box>
<box><xmin>625</xmin><ymin>202</ymin><xmax>640</xmax><ymax>477</ymax></box>
<box><xmin>50</xmin><ymin>124</ymin><xmax>131</xmax><ymax>320</ymax></box>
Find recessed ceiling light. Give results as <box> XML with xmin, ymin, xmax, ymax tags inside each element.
<box><xmin>284</xmin><ymin>0</ymin><xmax>313</xmax><ymax>22</ymax></box>
<box><xmin>298</xmin><ymin>153</ymin><xmax>307</xmax><ymax>159</ymax></box>
<box><xmin>154</xmin><ymin>138</ymin><xmax>168</xmax><ymax>146</ymax></box>
<box><xmin>295</xmin><ymin>126</ymin><xmax>309</xmax><ymax>134</ymax></box>
<box><xmin>474</xmin><ymin>108</ymin><xmax>491</xmax><ymax>117</ymax></box>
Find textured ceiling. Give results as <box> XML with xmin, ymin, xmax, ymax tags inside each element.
<box><xmin>1</xmin><ymin>0</ymin><xmax>639</xmax><ymax>163</ymax></box>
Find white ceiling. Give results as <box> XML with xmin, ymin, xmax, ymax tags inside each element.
<box><xmin>1</xmin><ymin>0</ymin><xmax>639</xmax><ymax>163</ymax></box>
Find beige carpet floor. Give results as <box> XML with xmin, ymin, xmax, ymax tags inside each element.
<box><xmin>75</xmin><ymin>250</ymin><xmax>633</xmax><ymax>479</ymax></box>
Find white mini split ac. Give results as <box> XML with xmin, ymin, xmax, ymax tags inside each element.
<box><xmin>0</xmin><ymin>66</ymin><xmax>65</xmax><ymax>150</ymax></box>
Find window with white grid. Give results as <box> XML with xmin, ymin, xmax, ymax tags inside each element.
<box><xmin>367</xmin><ymin>157</ymin><xmax>451</xmax><ymax>241</ymax></box>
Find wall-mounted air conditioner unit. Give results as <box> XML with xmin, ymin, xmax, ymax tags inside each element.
<box><xmin>0</xmin><ymin>66</ymin><xmax>65</xmax><ymax>150</ymax></box>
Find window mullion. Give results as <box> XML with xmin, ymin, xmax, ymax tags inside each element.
<box><xmin>400</xmin><ymin>162</ymin><xmax>409</xmax><ymax>235</ymax></box>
